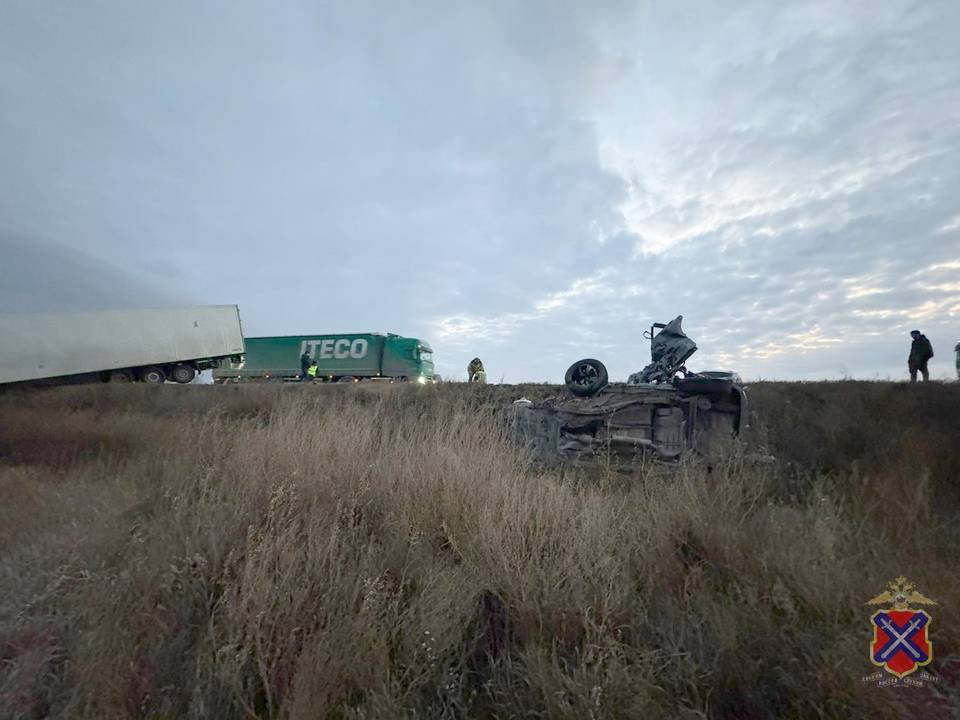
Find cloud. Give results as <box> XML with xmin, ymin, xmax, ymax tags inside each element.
<box><xmin>1</xmin><ymin>1</ymin><xmax>957</xmax><ymax>381</ymax></box>
<box><xmin>429</xmin><ymin>1</ymin><xmax>960</xmax><ymax>380</ymax></box>
<box><xmin>1</xmin><ymin>1</ymin><xmax>638</xmax><ymax>340</ymax></box>
<box><xmin>936</xmin><ymin>215</ymin><xmax>960</xmax><ymax>234</ymax></box>
<box><xmin>0</xmin><ymin>231</ymin><xmax>175</xmax><ymax>313</ymax></box>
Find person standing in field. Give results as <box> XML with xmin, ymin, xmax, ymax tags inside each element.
<box><xmin>300</xmin><ymin>351</ymin><xmax>312</xmax><ymax>381</ymax></box>
<box><xmin>467</xmin><ymin>357</ymin><xmax>486</xmax><ymax>383</ymax></box>
<box><xmin>306</xmin><ymin>360</ymin><xmax>319</xmax><ymax>382</ymax></box>
<box><xmin>908</xmin><ymin>330</ymin><xmax>934</xmax><ymax>382</ymax></box>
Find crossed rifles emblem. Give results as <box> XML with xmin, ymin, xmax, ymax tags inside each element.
<box><xmin>866</xmin><ymin>576</ymin><xmax>937</xmax><ymax>678</ymax></box>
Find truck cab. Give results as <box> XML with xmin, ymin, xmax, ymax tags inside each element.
<box><xmin>384</xmin><ymin>337</ymin><xmax>434</xmax><ymax>383</ymax></box>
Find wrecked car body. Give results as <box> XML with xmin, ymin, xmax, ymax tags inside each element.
<box><xmin>513</xmin><ymin>316</ymin><xmax>746</xmax><ymax>462</ymax></box>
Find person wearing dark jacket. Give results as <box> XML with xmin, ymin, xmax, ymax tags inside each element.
<box><xmin>300</xmin><ymin>351</ymin><xmax>312</xmax><ymax>381</ymax></box>
<box><xmin>908</xmin><ymin>330</ymin><xmax>934</xmax><ymax>382</ymax></box>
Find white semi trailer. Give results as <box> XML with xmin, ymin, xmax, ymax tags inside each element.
<box><xmin>0</xmin><ymin>305</ymin><xmax>244</xmax><ymax>386</ymax></box>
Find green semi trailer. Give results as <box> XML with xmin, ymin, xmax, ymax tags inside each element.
<box><xmin>213</xmin><ymin>333</ymin><xmax>434</xmax><ymax>383</ymax></box>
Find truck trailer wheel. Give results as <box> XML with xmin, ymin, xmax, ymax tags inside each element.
<box><xmin>171</xmin><ymin>365</ymin><xmax>197</xmax><ymax>384</ymax></box>
<box><xmin>108</xmin><ymin>370</ymin><xmax>133</xmax><ymax>383</ymax></box>
<box><xmin>139</xmin><ymin>366</ymin><xmax>166</xmax><ymax>384</ymax></box>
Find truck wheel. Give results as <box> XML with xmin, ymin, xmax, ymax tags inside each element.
<box><xmin>108</xmin><ymin>370</ymin><xmax>133</xmax><ymax>383</ymax></box>
<box><xmin>565</xmin><ymin>359</ymin><xmax>608</xmax><ymax>397</ymax></box>
<box><xmin>139</xmin><ymin>366</ymin><xmax>166</xmax><ymax>384</ymax></box>
<box><xmin>171</xmin><ymin>365</ymin><xmax>197</xmax><ymax>384</ymax></box>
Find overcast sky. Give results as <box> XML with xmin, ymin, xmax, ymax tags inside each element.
<box><xmin>2</xmin><ymin>1</ymin><xmax>958</xmax><ymax>381</ymax></box>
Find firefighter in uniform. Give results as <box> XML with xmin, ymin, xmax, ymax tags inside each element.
<box><xmin>467</xmin><ymin>357</ymin><xmax>486</xmax><ymax>383</ymax></box>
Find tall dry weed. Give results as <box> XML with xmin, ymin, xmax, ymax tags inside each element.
<box><xmin>0</xmin><ymin>382</ymin><xmax>957</xmax><ymax>719</ymax></box>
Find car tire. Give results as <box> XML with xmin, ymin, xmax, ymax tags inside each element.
<box><xmin>171</xmin><ymin>365</ymin><xmax>197</xmax><ymax>384</ymax></box>
<box><xmin>139</xmin><ymin>366</ymin><xmax>166</xmax><ymax>384</ymax></box>
<box><xmin>565</xmin><ymin>358</ymin><xmax>609</xmax><ymax>397</ymax></box>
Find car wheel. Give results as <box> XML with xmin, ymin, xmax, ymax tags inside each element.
<box><xmin>565</xmin><ymin>358</ymin><xmax>609</xmax><ymax>397</ymax></box>
<box><xmin>171</xmin><ymin>365</ymin><xmax>197</xmax><ymax>384</ymax></box>
<box><xmin>139</xmin><ymin>366</ymin><xmax>166</xmax><ymax>384</ymax></box>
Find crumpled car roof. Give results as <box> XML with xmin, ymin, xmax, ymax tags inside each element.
<box><xmin>628</xmin><ymin>315</ymin><xmax>698</xmax><ymax>385</ymax></box>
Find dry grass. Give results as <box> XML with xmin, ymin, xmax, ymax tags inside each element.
<box><xmin>0</xmin><ymin>381</ymin><xmax>958</xmax><ymax>719</ymax></box>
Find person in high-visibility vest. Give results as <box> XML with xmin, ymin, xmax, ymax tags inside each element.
<box><xmin>467</xmin><ymin>357</ymin><xmax>486</xmax><ymax>383</ymax></box>
<box><xmin>306</xmin><ymin>361</ymin><xmax>319</xmax><ymax>381</ymax></box>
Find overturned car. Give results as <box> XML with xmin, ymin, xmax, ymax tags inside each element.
<box><xmin>513</xmin><ymin>317</ymin><xmax>746</xmax><ymax>462</ymax></box>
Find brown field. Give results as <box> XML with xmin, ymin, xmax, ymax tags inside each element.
<box><xmin>1</xmin><ymin>381</ymin><xmax>958</xmax><ymax>719</ymax></box>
